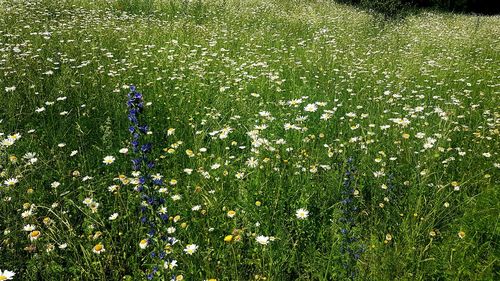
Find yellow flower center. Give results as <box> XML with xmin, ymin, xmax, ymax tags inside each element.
<box><xmin>94</xmin><ymin>244</ymin><xmax>103</xmax><ymax>251</ymax></box>
<box><xmin>0</xmin><ymin>275</ymin><xmax>8</xmax><ymax>280</ymax></box>
<box><xmin>31</xmin><ymin>230</ymin><xmax>40</xmax><ymax>237</ymax></box>
<box><xmin>224</xmin><ymin>235</ymin><xmax>233</xmax><ymax>242</ymax></box>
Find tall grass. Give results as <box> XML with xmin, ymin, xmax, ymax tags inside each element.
<box><xmin>0</xmin><ymin>0</ymin><xmax>498</xmax><ymax>280</ymax></box>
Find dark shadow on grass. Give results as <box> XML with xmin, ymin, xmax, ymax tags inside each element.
<box><xmin>333</xmin><ymin>0</ymin><xmax>499</xmax><ymax>22</ymax></box>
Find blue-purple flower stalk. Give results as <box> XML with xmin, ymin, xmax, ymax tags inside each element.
<box><xmin>127</xmin><ymin>85</ymin><xmax>169</xmax><ymax>279</ymax></box>
<box><xmin>339</xmin><ymin>157</ymin><xmax>364</xmax><ymax>280</ymax></box>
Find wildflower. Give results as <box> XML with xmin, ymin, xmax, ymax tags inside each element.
<box><xmin>5</xmin><ymin>86</ymin><xmax>16</xmax><ymax>92</ymax></box>
<box><xmin>4</xmin><ymin>178</ymin><xmax>18</xmax><ymax>186</ymax></box>
<box><xmin>92</xmin><ymin>243</ymin><xmax>105</xmax><ymax>254</ymax></box>
<box><xmin>385</xmin><ymin>233</ymin><xmax>392</xmax><ymax>241</ymax></box>
<box><xmin>458</xmin><ymin>231</ymin><xmax>465</xmax><ymax>239</ymax></box>
<box><xmin>224</xmin><ymin>235</ymin><xmax>233</xmax><ymax>243</ymax></box>
<box><xmin>21</xmin><ymin>210</ymin><xmax>33</xmax><ymax>218</ymax></box>
<box><xmin>109</xmin><ymin>213</ymin><xmax>119</xmax><ymax>220</ymax></box>
<box><xmin>255</xmin><ymin>235</ymin><xmax>270</xmax><ymax>245</ymax></box>
<box><xmin>184</xmin><ymin>244</ymin><xmax>198</xmax><ymax>255</ymax></box>
<box><xmin>1</xmin><ymin>138</ymin><xmax>15</xmax><ymax>147</ymax></box>
<box><xmin>235</xmin><ymin>172</ymin><xmax>245</xmax><ymax>179</ymax></box>
<box><xmin>43</xmin><ymin>217</ymin><xmax>52</xmax><ymax>225</ymax></box>
<box><xmin>8</xmin><ymin>133</ymin><xmax>21</xmax><ymax>141</ymax></box>
<box><xmin>103</xmin><ymin>156</ymin><xmax>115</xmax><ymax>165</ymax></box>
<box><xmin>23</xmin><ymin>224</ymin><xmax>36</xmax><ymax>231</ymax></box>
<box><xmin>304</xmin><ymin>103</ymin><xmax>318</xmax><ymax>112</ymax></box>
<box><xmin>246</xmin><ymin>157</ymin><xmax>258</xmax><ymax>168</ymax></box>
<box><xmin>81</xmin><ymin>176</ymin><xmax>94</xmax><ymax>184</ymax></box>
<box><xmin>164</xmin><ymin>260</ymin><xmax>178</xmax><ymax>270</ymax></box>
<box><xmin>227</xmin><ymin>210</ymin><xmax>236</xmax><ymax>218</ymax></box>
<box><xmin>89</xmin><ymin>201</ymin><xmax>99</xmax><ymax>213</ymax></box>
<box><xmin>0</xmin><ymin>270</ymin><xmax>15</xmax><ymax>280</ymax></box>
<box><xmin>29</xmin><ymin>230</ymin><xmax>41</xmax><ymax>241</ymax></box>
<box><xmin>295</xmin><ymin>208</ymin><xmax>309</xmax><ymax>219</ymax></box>
<box><xmin>139</xmin><ymin>239</ymin><xmax>148</xmax><ymax>249</ymax></box>
<box><xmin>82</xmin><ymin>197</ymin><xmax>93</xmax><ymax>206</ymax></box>
<box><xmin>119</xmin><ymin>148</ymin><xmax>128</xmax><ymax>154</ymax></box>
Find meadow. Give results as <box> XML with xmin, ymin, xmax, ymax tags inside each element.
<box><xmin>0</xmin><ymin>0</ymin><xmax>499</xmax><ymax>280</ymax></box>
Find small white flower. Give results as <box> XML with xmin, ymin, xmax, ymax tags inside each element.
<box><xmin>235</xmin><ymin>172</ymin><xmax>245</xmax><ymax>179</ymax></box>
<box><xmin>21</xmin><ymin>210</ymin><xmax>33</xmax><ymax>218</ymax></box>
<box><xmin>152</xmin><ymin>173</ymin><xmax>163</xmax><ymax>181</ymax></box>
<box><xmin>82</xmin><ymin>176</ymin><xmax>93</xmax><ymax>182</ymax></box>
<box><xmin>304</xmin><ymin>103</ymin><xmax>318</xmax><ymax>112</ymax></box>
<box><xmin>256</xmin><ymin>235</ymin><xmax>270</xmax><ymax>245</ymax></box>
<box><xmin>0</xmin><ymin>269</ymin><xmax>16</xmax><ymax>280</ymax></box>
<box><xmin>1</xmin><ymin>138</ymin><xmax>15</xmax><ymax>147</ymax></box>
<box><xmin>164</xmin><ymin>260</ymin><xmax>177</xmax><ymax>270</ymax></box>
<box><xmin>108</xmin><ymin>213</ymin><xmax>119</xmax><ymax>220</ymax></box>
<box><xmin>5</xmin><ymin>86</ymin><xmax>16</xmax><ymax>92</ymax></box>
<box><xmin>103</xmin><ymin>156</ymin><xmax>115</xmax><ymax>165</ymax></box>
<box><xmin>139</xmin><ymin>239</ymin><xmax>148</xmax><ymax>249</ymax></box>
<box><xmin>295</xmin><ymin>208</ymin><xmax>309</xmax><ymax>220</ymax></box>
<box><xmin>246</xmin><ymin>157</ymin><xmax>258</xmax><ymax>168</ymax></box>
<box><xmin>82</xmin><ymin>197</ymin><xmax>93</xmax><ymax>206</ymax></box>
<box><xmin>158</xmin><ymin>207</ymin><xmax>168</xmax><ymax>214</ymax></box>
<box><xmin>23</xmin><ymin>224</ymin><xmax>36</xmax><ymax>231</ymax></box>
<box><xmin>70</xmin><ymin>150</ymin><xmax>78</xmax><ymax>156</ymax></box>
<box><xmin>184</xmin><ymin>244</ymin><xmax>198</xmax><ymax>255</ymax></box>
<box><xmin>119</xmin><ymin>148</ymin><xmax>128</xmax><ymax>154</ymax></box>
<box><xmin>4</xmin><ymin>178</ymin><xmax>18</xmax><ymax>186</ymax></box>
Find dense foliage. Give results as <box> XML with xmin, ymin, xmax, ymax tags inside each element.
<box><xmin>1</xmin><ymin>0</ymin><xmax>499</xmax><ymax>280</ymax></box>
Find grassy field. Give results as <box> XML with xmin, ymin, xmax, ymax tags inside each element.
<box><xmin>1</xmin><ymin>0</ymin><xmax>499</xmax><ymax>280</ymax></box>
